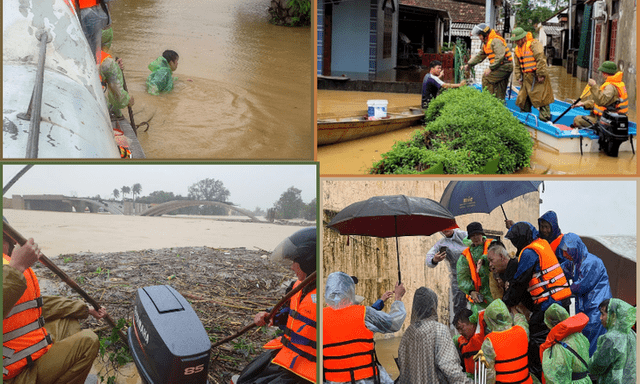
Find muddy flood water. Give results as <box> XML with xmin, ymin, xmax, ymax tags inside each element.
<box><xmin>108</xmin><ymin>0</ymin><xmax>312</xmax><ymax>159</ymax></box>
<box><xmin>317</xmin><ymin>66</ymin><xmax>637</xmax><ymax>175</ymax></box>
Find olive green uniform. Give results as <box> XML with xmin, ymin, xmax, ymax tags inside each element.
<box><xmin>513</xmin><ymin>39</ymin><xmax>555</xmax><ymax>122</ymax></box>
<box><xmin>573</xmin><ymin>84</ymin><xmax>619</xmax><ymax>127</ymax></box>
<box><xmin>467</xmin><ymin>38</ymin><xmax>513</xmax><ymax>100</ymax></box>
<box><xmin>3</xmin><ymin>264</ymin><xmax>100</xmax><ymax>384</ymax></box>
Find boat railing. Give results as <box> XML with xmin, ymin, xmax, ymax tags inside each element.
<box><xmin>523</xmin><ymin>113</ymin><xmax>539</xmax><ymax>128</ymax></box>
<box><xmin>18</xmin><ymin>29</ymin><xmax>51</xmax><ymax>159</ymax></box>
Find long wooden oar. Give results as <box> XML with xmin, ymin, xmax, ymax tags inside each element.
<box><xmin>120</xmin><ymin>69</ymin><xmax>137</xmax><ymax>136</ymax></box>
<box><xmin>210</xmin><ymin>271</ymin><xmax>316</xmax><ymax>349</ymax></box>
<box><xmin>3</xmin><ymin>165</ymin><xmax>34</xmax><ymax>195</ymax></box>
<box><xmin>552</xmin><ymin>84</ymin><xmax>591</xmax><ymax>124</ymax></box>
<box><xmin>2</xmin><ymin>222</ymin><xmax>128</xmax><ymax>344</ymax></box>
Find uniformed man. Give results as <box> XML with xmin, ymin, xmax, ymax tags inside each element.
<box><xmin>572</xmin><ymin>61</ymin><xmax>629</xmax><ymax>127</ymax></box>
<box><xmin>463</xmin><ymin>23</ymin><xmax>513</xmax><ymax>100</ymax></box>
<box><xmin>511</xmin><ymin>27</ymin><xmax>555</xmax><ymax>122</ymax></box>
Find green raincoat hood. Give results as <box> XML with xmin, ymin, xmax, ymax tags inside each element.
<box><xmin>484</xmin><ymin>299</ymin><xmax>512</xmax><ymax>332</ymax></box>
<box><xmin>606</xmin><ymin>298</ymin><xmax>636</xmax><ymax>333</ymax></box>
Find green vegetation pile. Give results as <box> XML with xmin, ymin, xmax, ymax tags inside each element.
<box><xmin>34</xmin><ymin>247</ymin><xmax>295</xmax><ymax>384</ymax></box>
<box><xmin>369</xmin><ymin>87</ymin><xmax>534</xmax><ymax>174</ymax></box>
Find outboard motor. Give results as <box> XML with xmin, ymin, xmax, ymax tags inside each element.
<box><xmin>129</xmin><ymin>285</ymin><xmax>211</xmax><ymax>384</ymax></box>
<box><xmin>596</xmin><ymin>110</ymin><xmax>629</xmax><ymax>157</ymax></box>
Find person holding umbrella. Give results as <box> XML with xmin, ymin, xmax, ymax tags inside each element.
<box><xmin>236</xmin><ymin>227</ymin><xmax>317</xmax><ymax>384</ymax></box>
<box><xmin>503</xmin><ymin>222</ymin><xmax>572</xmax><ymax>382</ymax></box>
<box><xmin>426</xmin><ymin>228</ymin><xmax>469</xmax><ymax>324</ymax></box>
<box><xmin>457</xmin><ymin>222</ymin><xmax>494</xmax><ymax>311</ymax></box>
<box><xmin>323</xmin><ymin>271</ymin><xmax>406</xmax><ymax>384</ymax></box>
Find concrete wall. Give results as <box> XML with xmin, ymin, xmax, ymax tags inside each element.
<box><xmin>612</xmin><ymin>0</ymin><xmax>636</xmax><ymax>108</ymax></box>
<box><xmin>322</xmin><ymin>179</ymin><xmax>540</xmax><ymax>339</ymax></box>
<box><xmin>375</xmin><ymin>0</ymin><xmax>399</xmax><ymax>74</ymax></box>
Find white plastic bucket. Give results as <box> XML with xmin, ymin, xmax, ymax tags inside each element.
<box><xmin>367</xmin><ymin>100</ymin><xmax>388</xmax><ymax>118</ymax></box>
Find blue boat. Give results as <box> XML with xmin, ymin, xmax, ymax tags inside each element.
<box><xmin>471</xmin><ymin>84</ymin><xmax>636</xmax><ymax>155</ymax></box>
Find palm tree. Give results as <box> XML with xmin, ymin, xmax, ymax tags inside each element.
<box><xmin>121</xmin><ymin>186</ymin><xmax>131</xmax><ymax>204</ymax></box>
<box><xmin>113</xmin><ymin>189</ymin><xmax>120</xmax><ymax>201</ymax></box>
<box><xmin>132</xmin><ymin>183</ymin><xmax>142</xmax><ymax>203</ymax></box>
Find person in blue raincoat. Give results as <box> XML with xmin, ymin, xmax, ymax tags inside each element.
<box><xmin>507</xmin><ymin>210</ymin><xmax>568</xmax><ymax>267</ymax></box>
<box><xmin>146</xmin><ymin>50</ymin><xmax>179</xmax><ymax>95</ymax></box>
<box><xmin>558</xmin><ymin>233</ymin><xmax>612</xmax><ymax>356</ymax></box>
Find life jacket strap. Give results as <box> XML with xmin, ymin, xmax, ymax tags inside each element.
<box><xmin>289</xmin><ymin>309</ymin><xmax>317</xmax><ymax>328</ymax></box>
<box><xmin>3</xmin><ymin>316</ymin><xmax>46</xmax><ymax>342</ymax></box>
<box><xmin>496</xmin><ymin>374</ymin><xmax>531</xmax><ymax>384</ymax></box>
<box><xmin>324</xmin><ymin>337</ymin><xmax>374</xmax><ymax>349</ymax></box>
<box><xmin>6</xmin><ymin>297</ymin><xmax>44</xmax><ymax>318</ymax></box>
<box><xmin>527</xmin><ymin>272</ymin><xmax>566</xmax><ymax>292</ymax></box>
<box><xmin>3</xmin><ymin>334</ymin><xmax>52</xmax><ymax>367</ymax></box>
<box><xmin>280</xmin><ymin>336</ymin><xmax>316</xmax><ymax>363</ymax></box>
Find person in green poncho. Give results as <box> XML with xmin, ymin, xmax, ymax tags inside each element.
<box><xmin>589</xmin><ymin>298</ymin><xmax>636</xmax><ymax>384</ymax></box>
<box><xmin>99</xmin><ymin>28</ymin><xmax>133</xmax><ymax>119</ymax></box>
<box><xmin>456</xmin><ymin>222</ymin><xmax>494</xmax><ymax>312</ymax></box>
<box><xmin>541</xmin><ymin>304</ymin><xmax>592</xmax><ymax>384</ymax></box>
<box><xmin>146</xmin><ymin>50</ymin><xmax>179</xmax><ymax>95</ymax></box>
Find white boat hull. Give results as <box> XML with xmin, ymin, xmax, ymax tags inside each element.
<box><xmin>3</xmin><ymin>0</ymin><xmax>121</xmax><ymax>158</ymax></box>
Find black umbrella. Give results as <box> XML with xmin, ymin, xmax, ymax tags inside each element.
<box><xmin>440</xmin><ymin>181</ymin><xmax>543</xmax><ymax>220</ymax></box>
<box><xmin>327</xmin><ymin>195</ymin><xmax>458</xmax><ymax>283</ymax></box>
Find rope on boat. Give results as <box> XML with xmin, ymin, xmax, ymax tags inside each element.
<box><xmin>23</xmin><ymin>30</ymin><xmax>51</xmax><ymax>158</ymax></box>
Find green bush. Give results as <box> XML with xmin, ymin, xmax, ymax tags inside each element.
<box><xmin>370</xmin><ymin>87</ymin><xmax>533</xmax><ymax>174</ymax></box>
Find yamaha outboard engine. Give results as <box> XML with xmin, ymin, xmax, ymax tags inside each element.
<box><xmin>129</xmin><ymin>285</ymin><xmax>211</xmax><ymax>384</ymax></box>
<box><xmin>597</xmin><ymin>110</ymin><xmax>629</xmax><ymax>157</ymax></box>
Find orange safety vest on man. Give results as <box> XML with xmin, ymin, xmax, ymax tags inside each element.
<box><xmin>323</xmin><ymin>305</ymin><xmax>379</xmax><ymax>383</ymax></box>
<box><xmin>594</xmin><ymin>72</ymin><xmax>629</xmax><ymax>116</ymax></box>
<box><xmin>457</xmin><ymin>311</ymin><xmax>487</xmax><ymax>374</ymax></box>
<box><xmin>549</xmin><ymin>234</ymin><xmax>564</xmax><ymax>253</ymax></box>
<box><xmin>99</xmin><ymin>50</ymin><xmax>112</xmax><ymax>85</ymax></box>
<box><xmin>262</xmin><ymin>280</ymin><xmax>316</xmax><ymax>383</ymax></box>
<box><xmin>3</xmin><ymin>254</ymin><xmax>53</xmax><ymax>380</ymax></box>
<box><xmin>77</xmin><ymin>0</ymin><xmax>100</xmax><ymax>9</ymax></box>
<box><xmin>462</xmin><ymin>239</ymin><xmax>493</xmax><ymax>303</ymax></box>
<box><xmin>515</xmin><ymin>37</ymin><xmax>537</xmax><ymax>73</ymax></box>
<box><xmin>485</xmin><ymin>325</ymin><xmax>532</xmax><ymax>384</ymax></box>
<box><xmin>518</xmin><ymin>239</ymin><xmax>571</xmax><ymax>306</ymax></box>
<box><xmin>483</xmin><ymin>30</ymin><xmax>513</xmax><ymax>65</ymax></box>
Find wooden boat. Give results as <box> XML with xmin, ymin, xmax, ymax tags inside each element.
<box><xmin>318</xmin><ymin>108</ymin><xmax>424</xmax><ymax>146</ymax></box>
<box><xmin>3</xmin><ymin>0</ymin><xmax>143</xmax><ymax>158</ymax></box>
<box><xmin>471</xmin><ymin>84</ymin><xmax>636</xmax><ymax>154</ymax></box>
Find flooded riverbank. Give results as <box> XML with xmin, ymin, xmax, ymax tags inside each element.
<box><xmin>108</xmin><ymin>0</ymin><xmax>312</xmax><ymax>159</ymax></box>
<box><xmin>317</xmin><ymin>66</ymin><xmax>637</xmax><ymax>175</ymax></box>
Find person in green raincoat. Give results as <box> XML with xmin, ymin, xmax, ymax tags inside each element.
<box><xmin>589</xmin><ymin>298</ymin><xmax>636</xmax><ymax>384</ymax></box>
<box><xmin>541</xmin><ymin>304</ymin><xmax>592</xmax><ymax>384</ymax></box>
<box><xmin>479</xmin><ymin>299</ymin><xmax>537</xmax><ymax>384</ymax></box>
<box><xmin>99</xmin><ymin>28</ymin><xmax>133</xmax><ymax>119</ymax></box>
<box><xmin>456</xmin><ymin>222</ymin><xmax>494</xmax><ymax>312</ymax></box>
<box><xmin>146</xmin><ymin>50</ymin><xmax>179</xmax><ymax>95</ymax></box>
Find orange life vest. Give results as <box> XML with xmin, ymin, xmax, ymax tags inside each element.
<box><xmin>462</xmin><ymin>239</ymin><xmax>493</xmax><ymax>303</ymax></box>
<box><xmin>594</xmin><ymin>72</ymin><xmax>629</xmax><ymax>116</ymax></box>
<box><xmin>549</xmin><ymin>234</ymin><xmax>564</xmax><ymax>253</ymax></box>
<box><xmin>457</xmin><ymin>310</ymin><xmax>487</xmax><ymax>374</ymax></box>
<box><xmin>486</xmin><ymin>325</ymin><xmax>532</xmax><ymax>384</ymax></box>
<box><xmin>483</xmin><ymin>30</ymin><xmax>513</xmax><ymax>65</ymax></box>
<box><xmin>3</xmin><ymin>254</ymin><xmax>53</xmax><ymax>380</ymax></box>
<box><xmin>515</xmin><ymin>38</ymin><xmax>537</xmax><ymax>73</ymax></box>
<box><xmin>77</xmin><ymin>0</ymin><xmax>100</xmax><ymax>9</ymax></box>
<box><xmin>518</xmin><ymin>239</ymin><xmax>571</xmax><ymax>306</ymax></box>
<box><xmin>539</xmin><ymin>312</ymin><xmax>588</xmax><ymax>362</ymax></box>
<box><xmin>263</xmin><ymin>281</ymin><xmax>316</xmax><ymax>383</ymax></box>
<box><xmin>323</xmin><ymin>305</ymin><xmax>379</xmax><ymax>383</ymax></box>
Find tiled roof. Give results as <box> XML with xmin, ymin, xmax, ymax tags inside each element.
<box><xmin>543</xmin><ymin>25</ymin><xmax>564</xmax><ymax>35</ymax></box>
<box><xmin>400</xmin><ymin>0</ymin><xmax>486</xmax><ymax>24</ymax></box>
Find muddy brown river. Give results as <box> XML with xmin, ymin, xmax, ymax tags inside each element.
<box><xmin>317</xmin><ymin>66</ymin><xmax>637</xmax><ymax>174</ymax></box>
<box><xmin>108</xmin><ymin>0</ymin><xmax>312</xmax><ymax>159</ymax></box>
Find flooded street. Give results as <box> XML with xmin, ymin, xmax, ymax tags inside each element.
<box><xmin>108</xmin><ymin>0</ymin><xmax>312</xmax><ymax>159</ymax></box>
<box><xmin>317</xmin><ymin>66</ymin><xmax>636</xmax><ymax>174</ymax></box>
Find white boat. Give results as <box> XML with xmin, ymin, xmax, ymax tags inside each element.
<box><xmin>3</xmin><ymin>0</ymin><xmax>127</xmax><ymax>158</ymax></box>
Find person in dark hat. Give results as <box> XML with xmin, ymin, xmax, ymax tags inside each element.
<box><xmin>572</xmin><ymin>61</ymin><xmax>629</xmax><ymax>127</ymax></box>
<box><xmin>456</xmin><ymin>222</ymin><xmax>494</xmax><ymax>311</ymax></box>
<box><xmin>236</xmin><ymin>227</ymin><xmax>317</xmax><ymax>384</ymax></box>
<box><xmin>462</xmin><ymin>23</ymin><xmax>513</xmax><ymax>100</ymax></box>
<box><xmin>503</xmin><ymin>222</ymin><xmax>572</xmax><ymax>382</ymax></box>
<box><xmin>510</xmin><ymin>27</ymin><xmax>555</xmax><ymax>122</ymax></box>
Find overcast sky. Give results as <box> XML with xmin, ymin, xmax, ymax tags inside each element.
<box><xmin>539</xmin><ymin>180</ymin><xmax>636</xmax><ymax>236</ymax></box>
<box><xmin>3</xmin><ymin>164</ymin><xmax>317</xmax><ymax>211</ymax></box>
